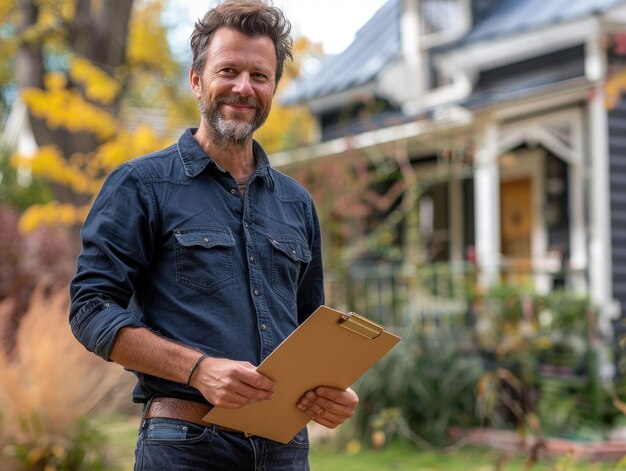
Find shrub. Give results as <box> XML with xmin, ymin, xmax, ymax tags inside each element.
<box><xmin>0</xmin><ymin>205</ymin><xmax>79</xmax><ymax>353</ymax></box>
<box><xmin>350</xmin><ymin>319</ymin><xmax>484</xmax><ymax>447</ymax></box>
<box><xmin>0</xmin><ymin>284</ymin><xmax>135</xmax><ymax>470</ymax></box>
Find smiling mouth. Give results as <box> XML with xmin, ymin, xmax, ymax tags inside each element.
<box><xmin>224</xmin><ymin>103</ymin><xmax>255</xmax><ymax>112</ymax></box>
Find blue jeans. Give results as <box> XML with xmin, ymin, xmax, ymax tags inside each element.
<box><xmin>134</xmin><ymin>418</ymin><xmax>310</xmax><ymax>470</ymax></box>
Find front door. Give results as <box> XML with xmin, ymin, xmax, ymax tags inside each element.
<box><xmin>500</xmin><ymin>178</ymin><xmax>532</xmax><ymax>281</ymax></box>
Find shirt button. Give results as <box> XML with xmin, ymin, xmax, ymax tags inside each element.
<box><xmin>260</xmin><ymin>324</ymin><xmax>267</xmax><ymax>331</ymax></box>
<box><xmin>230</xmin><ymin>189</ymin><xmax>237</xmax><ymax>194</ymax></box>
<box><xmin>254</xmin><ymin>290</ymin><xmax>260</xmax><ymax>296</ymax></box>
<box><xmin>244</xmin><ymin>222</ymin><xmax>249</xmax><ymax>227</ymax></box>
<box><xmin>204</xmin><ymin>237</ymin><xmax>209</xmax><ymax>242</ymax></box>
<box><xmin>249</xmin><ymin>256</ymin><xmax>255</xmax><ymax>262</ymax></box>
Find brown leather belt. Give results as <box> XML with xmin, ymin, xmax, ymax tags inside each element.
<box><xmin>144</xmin><ymin>397</ymin><xmax>247</xmax><ymax>435</ymax></box>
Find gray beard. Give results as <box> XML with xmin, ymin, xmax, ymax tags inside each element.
<box><xmin>200</xmin><ymin>95</ymin><xmax>267</xmax><ymax>146</ymax></box>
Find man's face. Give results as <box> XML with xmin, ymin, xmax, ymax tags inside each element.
<box><xmin>191</xmin><ymin>27</ymin><xmax>277</xmax><ymax>145</ymax></box>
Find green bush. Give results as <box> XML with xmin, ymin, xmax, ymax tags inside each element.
<box><xmin>351</xmin><ymin>321</ymin><xmax>484</xmax><ymax>446</ymax></box>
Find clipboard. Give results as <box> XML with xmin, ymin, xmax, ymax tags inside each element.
<box><xmin>203</xmin><ymin>305</ymin><xmax>401</xmax><ymax>443</ymax></box>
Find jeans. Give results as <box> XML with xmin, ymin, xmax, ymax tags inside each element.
<box><xmin>134</xmin><ymin>418</ymin><xmax>310</xmax><ymax>470</ymax></box>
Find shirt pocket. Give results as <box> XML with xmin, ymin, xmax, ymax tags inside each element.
<box><xmin>268</xmin><ymin>235</ymin><xmax>312</xmax><ymax>306</ymax></box>
<box><xmin>174</xmin><ymin>227</ymin><xmax>236</xmax><ymax>294</ymax></box>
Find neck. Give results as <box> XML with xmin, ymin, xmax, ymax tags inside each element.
<box><xmin>194</xmin><ymin>123</ymin><xmax>256</xmax><ymax>178</ymax></box>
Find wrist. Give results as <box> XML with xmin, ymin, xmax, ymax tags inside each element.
<box><xmin>186</xmin><ymin>353</ymin><xmax>209</xmax><ymax>387</ymax></box>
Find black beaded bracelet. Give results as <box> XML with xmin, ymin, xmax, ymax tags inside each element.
<box><xmin>186</xmin><ymin>353</ymin><xmax>209</xmax><ymax>387</ymax></box>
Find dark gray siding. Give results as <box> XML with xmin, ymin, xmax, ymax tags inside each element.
<box><xmin>609</xmin><ymin>99</ymin><xmax>626</xmax><ymax>318</ymax></box>
<box><xmin>465</xmin><ymin>46</ymin><xmax>585</xmax><ymax>109</ymax></box>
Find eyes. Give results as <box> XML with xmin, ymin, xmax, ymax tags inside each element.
<box><xmin>218</xmin><ymin>67</ymin><xmax>270</xmax><ymax>82</ymax></box>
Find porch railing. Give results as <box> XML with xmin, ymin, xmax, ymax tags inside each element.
<box><xmin>325</xmin><ymin>262</ymin><xmax>474</xmax><ymax>337</ymax></box>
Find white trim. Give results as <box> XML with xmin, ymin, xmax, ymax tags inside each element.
<box><xmin>439</xmin><ymin>17</ymin><xmax>599</xmax><ymax>78</ymax></box>
<box><xmin>492</xmin><ymin>83</ymin><xmax>589</xmax><ymax>121</ymax></box>
<box><xmin>588</xmin><ymin>84</ymin><xmax>615</xmax><ymax>333</ymax></box>
<box><xmin>474</xmin><ymin>122</ymin><xmax>500</xmax><ymax>287</ymax></box>
<box><xmin>271</xmin><ymin>111</ymin><xmax>473</xmax><ymax>169</ymax></box>
<box><xmin>585</xmin><ymin>33</ymin><xmax>605</xmax><ymax>82</ymax></box>
<box><xmin>304</xmin><ymin>83</ymin><xmax>379</xmax><ymax>115</ymax></box>
<box><xmin>568</xmin><ymin>108</ymin><xmax>588</xmax><ymax>293</ymax></box>
<box><xmin>492</xmin><ymin>108</ymin><xmax>588</xmax><ymax>293</ymax></box>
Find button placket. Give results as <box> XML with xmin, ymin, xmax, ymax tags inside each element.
<box><xmin>242</xmin><ymin>192</ymin><xmax>274</xmax><ymax>359</ymax></box>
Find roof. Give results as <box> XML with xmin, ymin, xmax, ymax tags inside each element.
<box><xmin>280</xmin><ymin>0</ymin><xmax>402</xmax><ymax>105</ymax></box>
<box><xmin>460</xmin><ymin>0</ymin><xmax>626</xmax><ymax>45</ymax></box>
<box><xmin>283</xmin><ymin>0</ymin><xmax>626</xmax><ymax>106</ymax></box>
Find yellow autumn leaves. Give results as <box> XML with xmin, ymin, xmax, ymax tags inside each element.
<box><xmin>22</xmin><ymin>57</ymin><xmax>121</xmax><ymax>139</ymax></box>
<box><xmin>13</xmin><ymin>123</ymin><xmax>170</xmax><ymax>233</ymax></box>
<box><xmin>14</xmin><ymin>55</ymin><xmax>171</xmax><ymax>233</ymax></box>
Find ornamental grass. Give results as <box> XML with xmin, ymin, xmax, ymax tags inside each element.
<box><xmin>0</xmin><ymin>284</ymin><xmax>135</xmax><ymax>470</ymax></box>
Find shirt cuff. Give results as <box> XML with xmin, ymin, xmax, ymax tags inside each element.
<box><xmin>70</xmin><ymin>298</ymin><xmax>146</xmax><ymax>361</ymax></box>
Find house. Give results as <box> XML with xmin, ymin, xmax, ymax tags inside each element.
<box><xmin>276</xmin><ymin>0</ymin><xmax>626</xmax><ymax>338</ymax></box>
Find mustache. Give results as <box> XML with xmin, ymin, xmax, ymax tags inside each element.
<box><xmin>216</xmin><ymin>95</ymin><xmax>258</xmax><ymax>108</ymax></box>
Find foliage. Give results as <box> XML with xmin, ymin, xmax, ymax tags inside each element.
<box><xmin>0</xmin><ymin>145</ymin><xmax>53</xmax><ymax>212</ymax></box>
<box><xmin>0</xmin><ymin>205</ymin><xmax>78</xmax><ymax>346</ymax></box>
<box><xmin>287</xmin><ymin>145</ymin><xmax>422</xmax><ymax>270</ymax></box>
<box><xmin>472</xmin><ymin>284</ymin><xmax>608</xmax><ymax>438</ymax></box>
<box><xmin>350</xmin><ymin>316</ymin><xmax>484</xmax><ymax>447</ymax></box>
<box><xmin>1</xmin><ymin>0</ymin><xmax>325</xmax><ymax>232</ymax></box>
<box><xmin>1</xmin><ymin>0</ymin><xmax>190</xmax><ymax>232</ymax></box>
<box><xmin>255</xmin><ymin>36</ymin><xmax>321</xmax><ymax>153</ymax></box>
<box><xmin>0</xmin><ymin>284</ymin><xmax>135</xmax><ymax>470</ymax></box>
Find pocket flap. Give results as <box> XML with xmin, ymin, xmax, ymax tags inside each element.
<box><xmin>268</xmin><ymin>235</ymin><xmax>312</xmax><ymax>263</ymax></box>
<box><xmin>175</xmin><ymin>228</ymin><xmax>236</xmax><ymax>249</ymax></box>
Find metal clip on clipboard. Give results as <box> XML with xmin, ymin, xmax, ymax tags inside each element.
<box><xmin>338</xmin><ymin>312</ymin><xmax>384</xmax><ymax>339</ymax></box>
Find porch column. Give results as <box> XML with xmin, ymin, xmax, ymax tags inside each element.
<box><xmin>587</xmin><ymin>35</ymin><xmax>616</xmax><ymax>333</ymax></box>
<box><xmin>569</xmin><ymin>112</ymin><xmax>588</xmax><ymax>294</ymax></box>
<box><xmin>474</xmin><ymin>122</ymin><xmax>501</xmax><ymax>287</ymax></box>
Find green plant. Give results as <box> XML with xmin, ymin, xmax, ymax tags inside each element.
<box><xmin>351</xmin><ymin>319</ymin><xmax>484</xmax><ymax>447</ymax></box>
<box><xmin>473</xmin><ymin>284</ymin><xmax>608</xmax><ymax>438</ymax></box>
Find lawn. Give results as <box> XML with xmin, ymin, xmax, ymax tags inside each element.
<box><xmin>101</xmin><ymin>418</ymin><xmax>622</xmax><ymax>470</ymax></box>
<box><xmin>309</xmin><ymin>441</ymin><xmax>620</xmax><ymax>471</ymax></box>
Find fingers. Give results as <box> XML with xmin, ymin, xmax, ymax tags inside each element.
<box><xmin>296</xmin><ymin>387</ymin><xmax>359</xmax><ymax>428</ymax></box>
<box><xmin>316</xmin><ymin>386</ymin><xmax>359</xmax><ymax>407</ymax></box>
<box><xmin>193</xmin><ymin>357</ymin><xmax>275</xmax><ymax>408</ymax></box>
<box><xmin>236</xmin><ymin>361</ymin><xmax>275</xmax><ymax>393</ymax></box>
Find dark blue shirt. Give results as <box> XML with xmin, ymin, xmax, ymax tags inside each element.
<box><xmin>69</xmin><ymin>128</ymin><xmax>324</xmax><ymax>403</ymax></box>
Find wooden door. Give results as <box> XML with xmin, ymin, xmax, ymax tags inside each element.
<box><xmin>500</xmin><ymin>178</ymin><xmax>532</xmax><ymax>279</ymax></box>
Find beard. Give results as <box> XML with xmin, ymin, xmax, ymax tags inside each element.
<box><xmin>199</xmin><ymin>93</ymin><xmax>269</xmax><ymax>145</ymax></box>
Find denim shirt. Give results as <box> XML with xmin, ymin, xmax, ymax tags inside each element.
<box><xmin>69</xmin><ymin>128</ymin><xmax>324</xmax><ymax>403</ymax></box>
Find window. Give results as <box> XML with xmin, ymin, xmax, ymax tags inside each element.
<box><xmin>420</xmin><ymin>0</ymin><xmax>467</xmax><ymax>47</ymax></box>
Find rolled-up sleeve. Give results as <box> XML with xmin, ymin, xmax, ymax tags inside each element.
<box><xmin>69</xmin><ymin>163</ymin><xmax>157</xmax><ymax>360</ymax></box>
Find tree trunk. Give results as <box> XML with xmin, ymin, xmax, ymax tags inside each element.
<box><xmin>15</xmin><ymin>0</ymin><xmax>135</xmax><ymax>205</ymax></box>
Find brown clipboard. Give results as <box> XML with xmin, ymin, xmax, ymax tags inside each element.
<box><xmin>203</xmin><ymin>305</ymin><xmax>401</xmax><ymax>443</ymax></box>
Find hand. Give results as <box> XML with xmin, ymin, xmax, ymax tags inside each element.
<box><xmin>190</xmin><ymin>357</ymin><xmax>275</xmax><ymax>408</ymax></box>
<box><xmin>296</xmin><ymin>386</ymin><xmax>359</xmax><ymax>428</ymax></box>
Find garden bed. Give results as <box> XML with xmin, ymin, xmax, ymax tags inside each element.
<box><xmin>448</xmin><ymin>427</ymin><xmax>626</xmax><ymax>462</ymax></box>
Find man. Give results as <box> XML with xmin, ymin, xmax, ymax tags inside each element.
<box><xmin>69</xmin><ymin>1</ymin><xmax>358</xmax><ymax>469</ymax></box>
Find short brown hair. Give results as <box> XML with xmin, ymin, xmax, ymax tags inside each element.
<box><xmin>190</xmin><ymin>0</ymin><xmax>293</xmax><ymax>84</ymax></box>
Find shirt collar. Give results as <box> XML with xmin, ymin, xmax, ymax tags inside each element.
<box><xmin>176</xmin><ymin>128</ymin><xmax>275</xmax><ymax>191</ymax></box>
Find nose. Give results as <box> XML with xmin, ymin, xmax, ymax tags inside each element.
<box><xmin>232</xmin><ymin>73</ymin><xmax>253</xmax><ymax>96</ymax></box>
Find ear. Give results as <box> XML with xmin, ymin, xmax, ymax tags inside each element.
<box><xmin>189</xmin><ymin>67</ymin><xmax>202</xmax><ymax>99</ymax></box>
